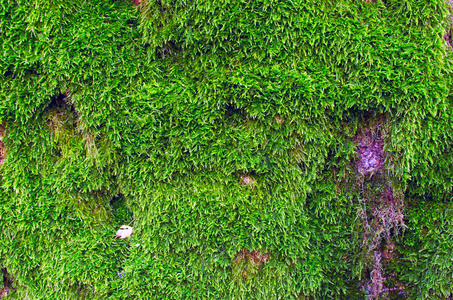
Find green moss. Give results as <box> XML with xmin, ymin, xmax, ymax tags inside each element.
<box><xmin>0</xmin><ymin>0</ymin><xmax>452</xmax><ymax>298</ymax></box>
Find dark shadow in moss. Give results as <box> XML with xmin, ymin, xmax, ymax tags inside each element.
<box><xmin>155</xmin><ymin>41</ymin><xmax>181</xmax><ymax>60</ymax></box>
<box><xmin>69</xmin><ymin>190</ymin><xmax>114</xmax><ymax>225</ymax></box>
<box><xmin>0</xmin><ymin>268</ymin><xmax>14</xmax><ymax>298</ymax></box>
<box><xmin>224</xmin><ymin>102</ymin><xmax>245</xmax><ymax>118</ymax></box>
<box><xmin>110</xmin><ymin>193</ymin><xmax>133</xmax><ymax>225</ymax></box>
<box><xmin>46</xmin><ymin>93</ymin><xmax>78</xmax><ymax>134</ymax></box>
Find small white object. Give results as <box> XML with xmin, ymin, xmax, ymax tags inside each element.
<box><xmin>135</xmin><ymin>243</ymin><xmax>140</xmax><ymax>247</ymax></box>
<box><xmin>116</xmin><ymin>225</ymin><xmax>134</xmax><ymax>239</ymax></box>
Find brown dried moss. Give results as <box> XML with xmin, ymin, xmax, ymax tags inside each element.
<box><xmin>275</xmin><ymin>115</ymin><xmax>284</xmax><ymax>124</ymax></box>
<box><xmin>233</xmin><ymin>249</ymin><xmax>270</xmax><ymax>280</ymax></box>
<box><xmin>382</xmin><ymin>240</ymin><xmax>397</xmax><ymax>261</ymax></box>
<box><xmin>234</xmin><ymin>249</ymin><xmax>270</xmax><ymax>266</ymax></box>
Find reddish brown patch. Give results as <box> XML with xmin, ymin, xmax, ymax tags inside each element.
<box><xmin>234</xmin><ymin>249</ymin><xmax>270</xmax><ymax>269</ymax></box>
<box><xmin>0</xmin><ymin>120</ymin><xmax>6</xmax><ymax>165</ymax></box>
<box><xmin>240</xmin><ymin>175</ymin><xmax>255</xmax><ymax>187</ymax></box>
<box><xmin>382</xmin><ymin>240</ymin><xmax>397</xmax><ymax>261</ymax></box>
<box><xmin>0</xmin><ymin>286</ymin><xmax>9</xmax><ymax>299</ymax></box>
<box><xmin>132</xmin><ymin>0</ymin><xmax>141</xmax><ymax>4</ymax></box>
<box><xmin>275</xmin><ymin>115</ymin><xmax>283</xmax><ymax>124</ymax></box>
<box><xmin>234</xmin><ymin>249</ymin><xmax>270</xmax><ymax>280</ymax></box>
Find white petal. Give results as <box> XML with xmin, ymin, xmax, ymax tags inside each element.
<box><xmin>116</xmin><ymin>225</ymin><xmax>134</xmax><ymax>239</ymax></box>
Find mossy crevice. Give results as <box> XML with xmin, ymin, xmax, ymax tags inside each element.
<box><xmin>46</xmin><ymin>93</ymin><xmax>79</xmax><ymax>141</ymax></box>
<box><xmin>43</xmin><ymin>93</ymin><xmax>120</xmax><ymax>224</ymax></box>
<box><xmin>352</xmin><ymin>115</ymin><xmax>407</xmax><ymax>299</ymax></box>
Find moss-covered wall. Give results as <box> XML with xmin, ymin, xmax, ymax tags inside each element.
<box><xmin>0</xmin><ymin>0</ymin><xmax>452</xmax><ymax>299</ymax></box>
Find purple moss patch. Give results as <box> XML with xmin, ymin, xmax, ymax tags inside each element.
<box><xmin>445</xmin><ymin>29</ymin><xmax>453</xmax><ymax>50</ymax></box>
<box><xmin>353</xmin><ymin>117</ymin><xmax>408</xmax><ymax>299</ymax></box>
<box><xmin>447</xmin><ymin>2</ymin><xmax>453</xmax><ymax>50</ymax></box>
<box><xmin>356</xmin><ymin>131</ymin><xmax>384</xmax><ymax>176</ymax></box>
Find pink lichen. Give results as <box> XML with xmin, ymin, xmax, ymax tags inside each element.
<box><xmin>240</xmin><ymin>175</ymin><xmax>255</xmax><ymax>187</ymax></box>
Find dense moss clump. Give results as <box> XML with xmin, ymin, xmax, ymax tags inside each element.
<box><xmin>0</xmin><ymin>0</ymin><xmax>452</xmax><ymax>299</ymax></box>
